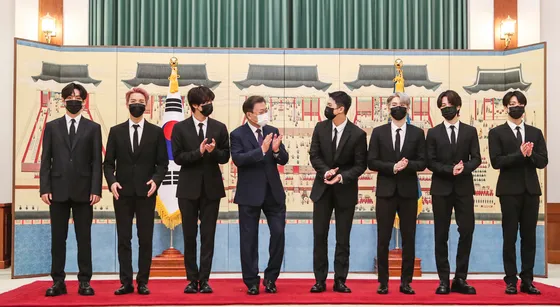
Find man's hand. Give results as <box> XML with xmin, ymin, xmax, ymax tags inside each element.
<box><xmin>111</xmin><ymin>182</ymin><xmax>122</xmax><ymax>200</ymax></box>
<box><xmin>90</xmin><ymin>194</ymin><xmax>100</xmax><ymax>206</ymax></box>
<box><xmin>325</xmin><ymin>167</ymin><xmax>339</xmax><ymax>180</ymax></box>
<box><xmin>272</xmin><ymin>134</ymin><xmax>283</xmax><ymax>152</ymax></box>
<box><xmin>261</xmin><ymin>133</ymin><xmax>273</xmax><ymax>153</ymax></box>
<box><xmin>324</xmin><ymin>174</ymin><xmax>342</xmax><ymax>185</ymax></box>
<box><xmin>393</xmin><ymin>158</ymin><xmax>408</xmax><ymax>173</ymax></box>
<box><xmin>204</xmin><ymin>138</ymin><xmax>216</xmax><ymax>153</ymax></box>
<box><xmin>453</xmin><ymin>160</ymin><xmax>464</xmax><ymax>176</ymax></box>
<box><xmin>525</xmin><ymin>142</ymin><xmax>534</xmax><ymax>157</ymax></box>
<box><xmin>147</xmin><ymin>180</ymin><xmax>157</xmax><ymax>197</ymax></box>
<box><xmin>200</xmin><ymin>138</ymin><xmax>208</xmax><ymax>155</ymax></box>
<box><xmin>41</xmin><ymin>193</ymin><xmax>52</xmax><ymax>205</ymax></box>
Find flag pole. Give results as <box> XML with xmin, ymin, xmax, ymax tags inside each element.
<box><xmin>170</xmin><ymin>227</ymin><xmax>174</xmax><ymax>248</ymax></box>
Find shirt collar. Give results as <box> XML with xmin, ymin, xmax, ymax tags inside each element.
<box><xmin>129</xmin><ymin>118</ymin><xmax>145</xmax><ymax>129</ymax></box>
<box><xmin>65</xmin><ymin>114</ymin><xmax>82</xmax><ymax>124</ymax></box>
<box><xmin>391</xmin><ymin>121</ymin><xmax>407</xmax><ymax>133</ymax></box>
<box><xmin>444</xmin><ymin>120</ymin><xmax>460</xmax><ymax>130</ymax></box>
<box><xmin>507</xmin><ymin>120</ymin><xmax>524</xmax><ymax>131</ymax></box>
<box><xmin>332</xmin><ymin>118</ymin><xmax>348</xmax><ymax>132</ymax></box>
<box><xmin>193</xmin><ymin>116</ymin><xmax>208</xmax><ymax>128</ymax></box>
<box><xmin>247</xmin><ymin>122</ymin><xmax>262</xmax><ymax>134</ymax></box>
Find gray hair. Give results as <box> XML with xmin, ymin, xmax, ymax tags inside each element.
<box><xmin>387</xmin><ymin>92</ymin><xmax>411</xmax><ymax>107</ymax></box>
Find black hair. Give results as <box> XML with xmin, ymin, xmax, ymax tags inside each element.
<box><xmin>61</xmin><ymin>83</ymin><xmax>87</xmax><ymax>100</ymax></box>
<box><xmin>242</xmin><ymin>96</ymin><xmax>266</xmax><ymax>114</ymax></box>
<box><xmin>328</xmin><ymin>91</ymin><xmax>351</xmax><ymax>114</ymax></box>
<box><xmin>187</xmin><ymin>86</ymin><xmax>215</xmax><ymax>112</ymax></box>
<box><xmin>502</xmin><ymin>91</ymin><xmax>527</xmax><ymax>107</ymax></box>
<box><xmin>436</xmin><ymin>90</ymin><xmax>462</xmax><ymax>109</ymax></box>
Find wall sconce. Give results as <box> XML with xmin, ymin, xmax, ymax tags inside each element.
<box><xmin>41</xmin><ymin>13</ymin><xmax>57</xmax><ymax>44</ymax></box>
<box><xmin>500</xmin><ymin>15</ymin><xmax>516</xmax><ymax>49</ymax></box>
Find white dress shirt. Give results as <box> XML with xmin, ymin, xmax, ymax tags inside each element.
<box><xmin>193</xmin><ymin>116</ymin><xmax>209</xmax><ymax>139</ymax></box>
<box><xmin>443</xmin><ymin>120</ymin><xmax>460</xmax><ymax>143</ymax></box>
<box><xmin>507</xmin><ymin>120</ymin><xmax>525</xmax><ymax>142</ymax></box>
<box><xmin>332</xmin><ymin>118</ymin><xmax>348</xmax><ymax>149</ymax></box>
<box><xmin>129</xmin><ymin>118</ymin><xmax>145</xmax><ymax>151</ymax></box>
<box><xmin>65</xmin><ymin>114</ymin><xmax>82</xmax><ymax>133</ymax></box>
<box><xmin>390</xmin><ymin>121</ymin><xmax>407</xmax><ymax>151</ymax></box>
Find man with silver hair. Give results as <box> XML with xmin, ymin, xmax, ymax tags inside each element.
<box><xmin>368</xmin><ymin>92</ymin><xmax>426</xmax><ymax>295</ymax></box>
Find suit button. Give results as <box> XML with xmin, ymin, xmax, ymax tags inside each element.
<box><xmin>70</xmin><ymin>159</ymin><xmax>73</xmax><ymax>162</ymax></box>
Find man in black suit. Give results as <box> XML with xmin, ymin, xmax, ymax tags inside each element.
<box><xmin>488</xmin><ymin>91</ymin><xmax>547</xmax><ymax>295</ymax></box>
<box><xmin>104</xmin><ymin>87</ymin><xmax>169</xmax><ymax>295</ymax></box>
<box><xmin>368</xmin><ymin>92</ymin><xmax>426</xmax><ymax>295</ymax></box>
<box><xmin>40</xmin><ymin>83</ymin><xmax>102</xmax><ymax>297</ymax></box>
<box><xmin>426</xmin><ymin>90</ymin><xmax>481</xmax><ymax>295</ymax></box>
<box><xmin>308</xmin><ymin>91</ymin><xmax>367</xmax><ymax>293</ymax></box>
<box><xmin>171</xmin><ymin>86</ymin><xmax>230</xmax><ymax>294</ymax></box>
<box><xmin>230</xmin><ymin>96</ymin><xmax>289</xmax><ymax>295</ymax></box>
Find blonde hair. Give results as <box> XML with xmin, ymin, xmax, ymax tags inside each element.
<box><xmin>387</xmin><ymin>92</ymin><xmax>410</xmax><ymax>107</ymax></box>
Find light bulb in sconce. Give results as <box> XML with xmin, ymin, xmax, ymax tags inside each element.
<box><xmin>500</xmin><ymin>15</ymin><xmax>516</xmax><ymax>49</ymax></box>
<box><xmin>41</xmin><ymin>13</ymin><xmax>57</xmax><ymax>44</ymax></box>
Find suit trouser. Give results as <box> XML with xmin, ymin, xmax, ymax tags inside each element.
<box><xmin>238</xmin><ymin>184</ymin><xmax>286</xmax><ymax>288</ymax></box>
<box><xmin>49</xmin><ymin>200</ymin><xmax>93</xmax><ymax>282</ymax></box>
<box><xmin>178</xmin><ymin>191</ymin><xmax>220</xmax><ymax>282</ymax></box>
<box><xmin>376</xmin><ymin>195</ymin><xmax>417</xmax><ymax>285</ymax></box>
<box><xmin>312</xmin><ymin>186</ymin><xmax>355</xmax><ymax>282</ymax></box>
<box><xmin>113</xmin><ymin>195</ymin><xmax>156</xmax><ymax>285</ymax></box>
<box><xmin>499</xmin><ymin>193</ymin><xmax>539</xmax><ymax>285</ymax></box>
<box><xmin>432</xmin><ymin>193</ymin><xmax>475</xmax><ymax>282</ymax></box>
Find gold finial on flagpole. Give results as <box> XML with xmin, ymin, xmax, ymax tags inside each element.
<box><xmin>169</xmin><ymin>57</ymin><xmax>180</xmax><ymax>93</ymax></box>
<box><xmin>393</xmin><ymin>58</ymin><xmax>405</xmax><ymax>93</ymax></box>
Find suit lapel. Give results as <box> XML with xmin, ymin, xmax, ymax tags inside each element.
<box><xmin>383</xmin><ymin>124</ymin><xmax>396</xmax><ymax>158</ymax></box>
<box><xmin>441</xmin><ymin>123</ymin><xmax>451</xmax><ymax>145</ymax></box>
<box><xmin>399</xmin><ymin>124</ymin><xmax>411</xmax><ymax>158</ymax></box>
<box><xmin>123</xmin><ymin>121</ymin><xmax>134</xmax><ymax>157</ymax></box>
<box><xmin>57</xmin><ymin>117</ymin><xmax>71</xmax><ymax>150</ymax></box>
<box><xmin>71</xmin><ymin>118</ymin><xmax>86</xmax><ymax>151</ymax></box>
<box><xmin>206</xmin><ymin>118</ymin><xmax>214</xmax><ymax>142</ymax></box>
<box><xmin>134</xmin><ymin>122</ymin><xmax>149</xmax><ymax>157</ymax></box>
<box><xmin>244</xmin><ymin>123</ymin><xmax>259</xmax><ymax>149</ymax></box>
<box><xmin>334</xmin><ymin>122</ymin><xmax>352</xmax><ymax>162</ymax></box>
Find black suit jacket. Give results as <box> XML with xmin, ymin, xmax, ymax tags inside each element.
<box><xmin>39</xmin><ymin>116</ymin><xmax>102</xmax><ymax>202</ymax></box>
<box><xmin>309</xmin><ymin>119</ymin><xmax>367</xmax><ymax>206</ymax></box>
<box><xmin>230</xmin><ymin>124</ymin><xmax>288</xmax><ymax>206</ymax></box>
<box><xmin>368</xmin><ymin>123</ymin><xmax>426</xmax><ymax>198</ymax></box>
<box><xmin>426</xmin><ymin>122</ymin><xmax>481</xmax><ymax>196</ymax></box>
<box><xmin>488</xmin><ymin>122</ymin><xmax>547</xmax><ymax>196</ymax></box>
<box><xmin>171</xmin><ymin>117</ymin><xmax>230</xmax><ymax>200</ymax></box>
<box><xmin>103</xmin><ymin>120</ymin><xmax>169</xmax><ymax>197</ymax></box>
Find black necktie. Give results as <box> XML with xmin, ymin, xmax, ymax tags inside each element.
<box><xmin>395</xmin><ymin>128</ymin><xmax>401</xmax><ymax>158</ymax></box>
<box><xmin>516</xmin><ymin>126</ymin><xmax>522</xmax><ymax>146</ymax></box>
<box><xmin>450</xmin><ymin>125</ymin><xmax>456</xmax><ymax>146</ymax></box>
<box><xmin>256</xmin><ymin>128</ymin><xmax>264</xmax><ymax>146</ymax></box>
<box><xmin>133</xmin><ymin>124</ymin><xmax>139</xmax><ymax>153</ymax></box>
<box><xmin>198</xmin><ymin>123</ymin><xmax>204</xmax><ymax>143</ymax></box>
<box><xmin>332</xmin><ymin>128</ymin><xmax>338</xmax><ymax>159</ymax></box>
<box><xmin>69</xmin><ymin>119</ymin><xmax>76</xmax><ymax>144</ymax></box>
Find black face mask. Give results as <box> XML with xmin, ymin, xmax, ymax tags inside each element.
<box><xmin>324</xmin><ymin>107</ymin><xmax>336</xmax><ymax>120</ymax></box>
<box><xmin>65</xmin><ymin>100</ymin><xmax>82</xmax><ymax>114</ymax></box>
<box><xmin>390</xmin><ymin>106</ymin><xmax>407</xmax><ymax>120</ymax></box>
<box><xmin>508</xmin><ymin>106</ymin><xmax>525</xmax><ymax>119</ymax></box>
<box><xmin>200</xmin><ymin>104</ymin><xmax>213</xmax><ymax>117</ymax></box>
<box><xmin>129</xmin><ymin>103</ymin><xmax>146</xmax><ymax>118</ymax></box>
<box><xmin>441</xmin><ymin>106</ymin><xmax>458</xmax><ymax>121</ymax></box>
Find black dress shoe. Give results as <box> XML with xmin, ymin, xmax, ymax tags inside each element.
<box><xmin>520</xmin><ymin>283</ymin><xmax>541</xmax><ymax>295</ymax></box>
<box><xmin>263</xmin><ymin>279</ymin><xmax>277</xmax><ymax>293</ymax></box>
<box><xmin>247</xmin><ymin>285</ymin><xmax>259</xmax><ymax>295</ymax></box>
<box><xmin>505</xmin><ymin>283</ymin><xmax>518</xmax><ymax>295</ymax></box>
<box><xmin>377</xmin><ymin>284</ymin><xmax>389</xmax><ymax>295</ymax></box>
<box><xmin>45</xmin><ymin>281</ymin><xmax>67</xmax><ymax>297</ymax></box>
<box><xmin>78</xmin><ymin>282</ymin><xmax>95</xmax><ymax>296</ymax></box>
<box><xmin>184</xmin><ymin>281</ymin><xmax>199</xmax><ymax>294</ymax></box>
<box><xmin>333</xmin><ymin>281</ymin><xmax>352</xmax><ymax>293</ymax></box>
<box><xmin>114</xmin><ymin>284</ymin><xmax>134</xmax><ymax>295</ymax></box>
<box><xmin>399</xmin><ymin>283</ymin><xmax>415</xmax><ymax>295</ymax></box>
<box><xmin>310</xmin><ymin>281</ymin><xmax>326</xmax><ymax>293</ymax></box>
<box><xmin>199</xmin><ymin>281</ymin><xmax>213</xmax><ymax>294</ymax></box>
<box><xmin>137</xmin><ymin>284</ymin><xmax>150</xmax><ymax>295</ymax></box>
<box><xmin>451</xmin><ymin>278</ymin><xmax>476</xmax><ymax>294</ymax></box>
<box><xmin>435</xmin><ymin>282</ymin><xmax>450</xmax><ymax>295</ymax></box>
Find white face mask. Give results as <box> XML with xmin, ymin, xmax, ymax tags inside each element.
<box><xmin>257</xmin><ymin>112</ymin><xmax>269</xmax><ymax>127</ymax></box>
